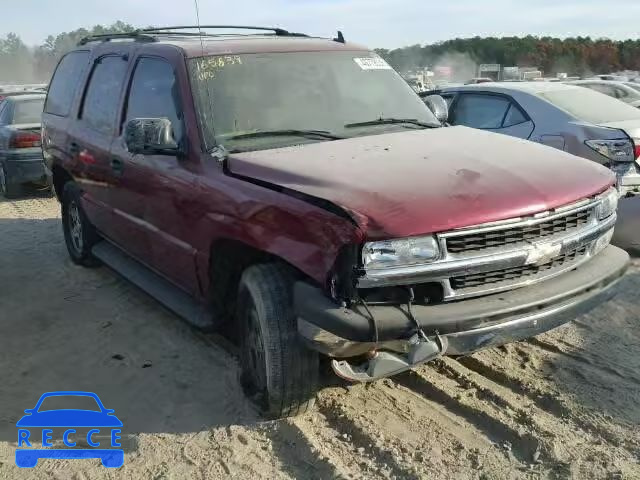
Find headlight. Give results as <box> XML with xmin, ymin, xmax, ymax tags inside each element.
<box><xmin>362</xmin><ymin>235</ymin><xmax>440</xmax><ymax>270</ymax></box>
<box><xmin>596</xmin><ymin>187</ymin><xmax>619</xmax><ymax>220</ymax></box>
<box><xmin>585</xmin><ymin>139</ymin><xmax>634</xmax><ymax>162</ymax></box>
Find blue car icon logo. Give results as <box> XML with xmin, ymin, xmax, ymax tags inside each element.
<box><xmin>16</xmin><ymin>391</ymin><xmax>123</xmax><ymax>468</ymax></box>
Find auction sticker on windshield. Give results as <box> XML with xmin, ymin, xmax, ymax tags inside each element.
<box><xmin>353</xmin><ymin>57</ymin><xmax>393</xmax><ymax>70</ymax></box>
<box><xmin>15</xmin><ymin>391</ymin><xmax>123</xmax><ymax>468</ymax></box>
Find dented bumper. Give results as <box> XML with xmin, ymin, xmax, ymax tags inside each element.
<box><xmin>295</xmin><ymin>245</ymin><xmax>628</xmax><ymax>380</ymax></box>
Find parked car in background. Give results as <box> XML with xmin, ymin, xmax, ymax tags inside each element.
<box><xmin>566</xmin><ymin>80</ymin><xmax>640</xmax><ymax>108</ymax></box>
<box><xmin>427</xmin><ymin>82</ymin><xmax>640</xmax><ymax>195</ymax></box>
<box><xmin>624</xmin><ymin>82</ymin><xmax>640</xmax><ymax>93</ymax></box>
<box><xmin>0</xmin><ymin>89</ymin><xmax>45</xmax><ymax>102</ymax></box>
<box><xmin>465</xmin><ymin>77</ymin><xmax>493</xmax><ymax>85</ymax></box>
<box><xmin>44</xmin><ymin>27</ymin><xmax>628</xmax><ymax>419</ymax></box>
<box><xmin>596</xmin><ymin>75</ymin><xmax>629</xmax><ymax>82</ymax></box>
<box><xmin>0</xmin><ymin>93</ymin><xmax>48</xmax><ymax>197</ymax></box>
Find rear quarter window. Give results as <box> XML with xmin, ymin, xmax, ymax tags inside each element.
<box><xmin>45</xmin><ymin>51</ymin><xmax>90</xmax><ymax>117</ymax></box>
<box><xmin>13</xmin><ymin>99</ymin><xmax>45</xmax><ymax>124</ymax></box>
<box><xmin>539</xmin><ymin>88</ymin><xmax>640</xmax><ymax>124</ymax></box>
<box><xmin>80</xmin><ymin>56</ymin><xmax>129</xmax><ymax>134</ymax></box>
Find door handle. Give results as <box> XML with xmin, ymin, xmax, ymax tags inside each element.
<box><xmin>111</xmin><ymin>158</ymin><xmax>124</xmax><ymax>175</ymax></box>
<box><xmin>69</xmin><ymin>142</ymin><xmax>80</xmax><ymax>156</ymax></box>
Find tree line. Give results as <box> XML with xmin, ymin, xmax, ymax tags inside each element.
<box><xmin>1</xmin><ymin>24</ymin><xmax>639</xmax><ymax>83</ymax></box>
<box><xmin>376</xmin><ymin>36</ymin><xmax>640</xmax><ymax>76</ymax></box>
<box><xmin>0</xmin><ymin>22</ymin><xmax>135</xmax><ymax>83</ymax></box>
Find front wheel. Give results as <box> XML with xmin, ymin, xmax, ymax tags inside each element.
<box><xmin>238</xmin><ymin>263</ymin><xmax>319</xmax><ymax>419</ymax></box>
<box><xmin>61</xmin><ymin>182</ymin><xmax>101</xmax><ymax>267</ymax></box>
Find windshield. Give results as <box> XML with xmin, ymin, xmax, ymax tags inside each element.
<box><xmin>188</xmin><ymin>52</ymin><xmax>439</xmax><ymax>152</ymax></box>
<box><xmin>37</xmin><ymin>395</ymin><xmax>101</xmax><ymax>412</ymax></box>
<box><xmin>538</xmin><ymin>88</ymin><xmax>640</xmax><ymax>124</ymax></box>
<box><xmin>13</xmin><ymin>98</ymin><xmax>45</xmax><ymax>124</ymax></box>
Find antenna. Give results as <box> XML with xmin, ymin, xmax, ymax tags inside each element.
<box><xmin>193</xmin><ymin>0</ymin><xmax>205</xmax><ymax>56</ymax></box>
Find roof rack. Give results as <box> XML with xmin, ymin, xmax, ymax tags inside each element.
<box><xmin>78</xmin><ymin>32</ymin><xmax>156</xmax><ymax>46</ymax></box>
<box><xmin>140</xmin><ymin>25</ymin><xmax>307</xmax><ymax>37</ymax></box>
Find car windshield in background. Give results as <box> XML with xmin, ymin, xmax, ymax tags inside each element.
<box><xmin>188</xmin><ymin>52</ymin><xmax>439</xmax><ymax>152</ymax></box>
<box><xmin>13</xmin><ymin>98</ymin><xmax>45</xmax><ymax>124</ymax></box>
<box><xmin>538</xmin><ymin>88</ymin><xmax>640</xmax><ymax>124</ymax></box>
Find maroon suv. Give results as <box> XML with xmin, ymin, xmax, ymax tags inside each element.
<box><xmin>43</xmin><ymin>26</ymin><xmax>629</xmax><ymax>418</ymax></box>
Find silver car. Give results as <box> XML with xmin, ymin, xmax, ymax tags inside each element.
<box><xmin>565</xmin><ymin>80</ymin><xmax>640</xmax><ymax>108</ymax></box>
<box><xmin>432</xmin><ymin>82</ymin><xmax>640</xmax><ymax>195</ymax></box>
<box><xmin>0</xmin><ymin>93</ymin><xmax>47</xmax><ymax>198</ymax></box>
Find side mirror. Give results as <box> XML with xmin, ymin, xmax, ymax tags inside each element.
<box><xmin>125</xmin><ymin>118</ymin><xmax>182</xmax><ymax>156</ymax></box>
<box><xmin>423</xmin><ymin>95</ymin><xmax>449</xmax><ymax>124</ymax></box>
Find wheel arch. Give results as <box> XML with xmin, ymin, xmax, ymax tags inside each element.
<box><xmin>207</xmin><ymin>237</ymin><xmax>316</xmax><ymax>329</ymax></box>
<box><xmin>51</xmin><ymin>165</ymin><xmax>74</xmax><ymax>202</ymax></box>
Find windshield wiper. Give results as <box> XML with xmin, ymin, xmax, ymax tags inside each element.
<box><xmin>226</xmin><ymin>129</ymin><xmax>345</xmax><ymax>141</ymax></box>
<box><xmin>344</xmin><ymin>118</ymin><xmax>437</xmax><ymax>129</ymax></box>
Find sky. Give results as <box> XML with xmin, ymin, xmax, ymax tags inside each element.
<box><xmin>2</xmin><ymin>0</ymin><xmax>640</xmax><ymax>48</ymax></box>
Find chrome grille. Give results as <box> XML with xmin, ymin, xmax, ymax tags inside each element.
<box><xmin>445</xmin><ymin>209</ymin><xmax>591</xmax><ymax>254</ymax></box>
<box><xmin>450</xmin><ymin>245</ymin><xmax>588</xmax><ymax>291</ymax></box>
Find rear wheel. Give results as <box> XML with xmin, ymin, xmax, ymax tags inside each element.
<box><xmin>238</xmin><ymin>263</ymin><xmax>319</xmax><ymax>418</ymax></box>
<box><xmin>61</xmin><ymin>182</ymin><xmax>101</xmax><ymax>267</ymax></box>
<box><xmin>0</xmin><ymin>163</ymin><xmax>22</xmax><ymax>198</ymax></box>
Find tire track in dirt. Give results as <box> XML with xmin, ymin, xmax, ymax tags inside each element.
<box><xmin>260</xmin><ymin>419</ymin><xmax>346</xmax><ymax>479</ymax></box>
<box><xmin>314</xmin><ymin>381</ymin><xmax>522</xmax><ymax>480</ymax></box>
<box><xmin>394</xmin><ymin>368</ymin><xmax>540</xmax><ymax>466</ymax></box>
<box><xmin>288</xmin><ymin>414</ymin><xmax>392</xmax><ymax>480</ymax></box>
<box><xmin>457</xmin><ymin>354</ymin><xmax>640</xmax><ymax>456</ymax></box>
<box><xmin>415</xmin><ymin>358</ymin><xmax>640</xmax><ymax>478</ymax></box>
<box><xmin>526</xmin><ymin>337</ymin><xmax>640</xmax><ymax>385</ymax></box>
<box><xmin>316</xmin><ymin>394</ymin><xmax>423</xmax><ymax>479</ymax></box>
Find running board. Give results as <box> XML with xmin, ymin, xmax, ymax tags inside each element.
<box><xmin>92</xmin><ymin>241</ymin><xmax>214</xmax><ymax>330</ymax></box>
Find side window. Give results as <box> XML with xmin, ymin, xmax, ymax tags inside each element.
<box><xmin>503</xmin><ymin>103</ymin><xmax>527</xmax><ymax>127</ymax></box>
<box><xmin>81</xmin><ymin>56</ymin><xmax>128</xmax><ymax>134</ymax></box>
<box><xmin>453</xmin><ymin>94</ymin><xmax>510</xmax><ymax>129</ymax></box>
<box><xmin>124</xmin><ymin>58</ymin><xmax>183</xmax><ymax>143</ymax></box>
<box><xmin>45</xmin><ymin>51</ymin><xmax>89</xmax><ymax>117</ymax></box>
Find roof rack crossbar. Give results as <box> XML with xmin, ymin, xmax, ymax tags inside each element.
<box><xmin>78</xmin><ymin>32</ymin><xmax>156</xmax><ymax>46</ymax></box>
<box><xmin>140</xmin><ymin>25</ymin><xmax>304</xmax><ymax>37</ymax></box>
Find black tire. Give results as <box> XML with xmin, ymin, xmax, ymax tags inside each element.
<box><xmin>238</xmin><ymin>263</ymin><xmax>319</xmax><ymax>418</ymax></box>
<box><xmin>61</xmin><ymin>182</ymin><xmax>101</xmax><ymax>267</ymax></box>
<box><xmin>0</xmin><ymin>162</ymin><xmax>23</xmax><ymax>198</ymax></box>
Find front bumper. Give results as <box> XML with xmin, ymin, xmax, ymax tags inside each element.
<box><xmin>3</xmin><ymin>150</ymin><xmax>46</xmax><ymax>184</ymax></box>
<box><xmin>295</xmin><ymin>246</ymin><xmax>628</xmax><ymax>378</ymax></box>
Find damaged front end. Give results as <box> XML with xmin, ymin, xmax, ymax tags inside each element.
<box><xmin>296</xmin><ymin>188</ymin><xmax>629</xmax><ymax>382</ymax></box>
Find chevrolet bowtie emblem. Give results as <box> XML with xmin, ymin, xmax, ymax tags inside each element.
<box><xmin>525</xmin><ymin>243</ymin><xmax>562</xmax><ymax>266</ymax></box>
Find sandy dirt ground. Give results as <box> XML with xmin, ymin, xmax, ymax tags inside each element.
<box><xmin>0</xmin><ymin>195</ymin><xmax>639</xmax><ymax>480</ymax></box>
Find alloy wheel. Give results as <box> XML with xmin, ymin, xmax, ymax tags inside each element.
<box><xmin>68</xmin><ymin>201</ymin><xmax>84</xmax><ymax>253</ymax></box>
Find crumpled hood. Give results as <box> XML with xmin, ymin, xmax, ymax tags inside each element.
<box><xmin>228</xmin><ymin>127</ymin><xmax>614</xmax><ymax>239</ymax></box>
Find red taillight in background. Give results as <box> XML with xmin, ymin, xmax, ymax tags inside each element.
<box><xmin>9</xmin><ymin>131</ymin><xmax>41</xmax><ymax>149</ymax></box>
<box><xmin>635</xmin><ymin>143</ymin><xmax>640</xmax><ymax>160</ymax></box>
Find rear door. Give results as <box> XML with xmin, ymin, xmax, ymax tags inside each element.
<box><xmin>42</xmin><ymin>51</ymin><xmax>90</xmax><ymax>184</ymax></box>
<box><xmin>450</xmin><ymin>93</ymin><xmax>535</xmax><ymax>139</ymax></box>
<box><xmin>110</xmin><ymin>56</ymin><xmax>200</xmax><ymax>293</ymax></box>
<box><xmin>69</xmin><ymin>54</ymin><xmax>130</xmax><ymax>239</ymax></box>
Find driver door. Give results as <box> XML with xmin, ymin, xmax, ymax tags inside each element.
<box><xmin>111</xmin><ymin>56</ymin><xmax>200</xmax><ymax>294</ymax></box>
